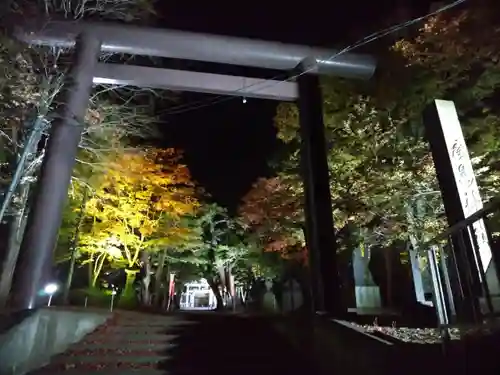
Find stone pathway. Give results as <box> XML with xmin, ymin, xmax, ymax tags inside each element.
<box><xmin>30</xmin><ymin>310</ymin><xmax>319</xmax><ymax>375</ymax></box>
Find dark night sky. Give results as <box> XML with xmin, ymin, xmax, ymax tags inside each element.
<box><xmin>156</xmin><ymin>1</ymin><xmax>432</xmax><ymax>211</ymax></box>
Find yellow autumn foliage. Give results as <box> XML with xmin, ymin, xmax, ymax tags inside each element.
<box><xmin>79</xmin><ymin>148</ymin><xmax>199</xmax><ymax>271</ymax></box>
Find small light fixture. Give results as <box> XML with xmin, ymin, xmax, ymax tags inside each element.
<box><xmin>242</xmin><ymin>78</ymin><xmax>247</xmax><ymax>104</ymax></box>
<box><xmin>110</xmin><ymin>288</ymin><xmax>118</xmax><ymax>312</ymax></box>
<box><xmin>44</xmin><ymin>283</ymin><xmax>59</xmax><ymax>306</ymax></box>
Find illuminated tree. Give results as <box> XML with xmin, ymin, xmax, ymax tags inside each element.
<box><xmin>392</xmin><ymin>2</ymin><xmax>500</xmax><ymax>202</ymax></box>
<box><xmin>273</xmin><ymin>1</ymin><xmax>500</xmax><ymax>254</ymax></box>
<box><xmin>77</xmin><ymin>148</ymin><xmax>199</xmax><ymax>302</ymax></box>
<box><xmin>187</xmin><ymin>204</ymin><xmax>242</xmax><ymax>309</ymax></box>
<box><xmin>238</xmin><ymin>177</ymin><xmax>306</xmax><ymax>262</ymax></box>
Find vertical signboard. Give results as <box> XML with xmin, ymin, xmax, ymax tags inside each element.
<box><xmin>434</xmin><ymin>100</ymin><xmax>492</xmax><ymax>274</ymax></box>
<box><xmin>424</xmin><ymin>99</ymin><xmax>500</xmax><ymax>321</ymax></box>
<box><xmin>435</xmin><ymin>100</ymin><xmax>492</xmax><ymax>272</ymax></box>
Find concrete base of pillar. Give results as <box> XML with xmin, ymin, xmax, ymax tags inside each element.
<box><xmin>0</xmin><ymin>308</ymin><xmax>110</xmax><ymax>375</ymax></box>
<box><xmin>355</xmin><ymin>286</ymin><xmax>381</xmax><ymax>309</ymax></box>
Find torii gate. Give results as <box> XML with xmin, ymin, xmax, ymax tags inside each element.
<box><xmin>9</xmin><ymin>19</ymin><xmax>376</xmax><ymax>313</ymax></box>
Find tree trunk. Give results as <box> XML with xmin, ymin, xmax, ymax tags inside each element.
<box><xmin>227</xmin><ymin>269</ymin><xmax>236</xmax><ymax>311</ymax></box>
<box><xmin>91</xmin><ymin>253</ymin><xmax>106</xmax><ymax>287</ymax></box>
<box><xmin>218</xmin><ymin>265</ymin><xmax>226</xmax><ymax>289</ymax></box>
<box><xmin>289</xmin><ymin>277</ymin><xmax>296</xmax><ymax>311</ymax></box>
<box><xmin>63</xmin><ymin>189</ymin><xmax>88</xmax><ymax>304</ymax></box>
<box><xmin>0</xmin><ymin>183</ymin><xmax>30</xmax><ymax>306</ymax></box>
<box><xmin>140</xmin><ymin>251</ymin><xmax>152</xmax><ymax>306</ymax></box>
<box><xmin>63</xmin><ymin>244</ymin><xmax>77</xmax><ymax>304</ymax></box>
<box><xmin>88</xmin><ymin>256</ymin><xmax>94</xmax><ymax>288</ymax></box>
<box><xmin>385</xmin><ymin>250</ymin><xmax>393</xmax><ymax>307</ymax></box>
<box><xmin>242</xmin><ymin>269</ymin><xmax>253</xmax><ymax>306</ymax></box>
<box><xmin>208</xmin><ymin>278</ymin><xmax>224</xmax><ymax>310</ymax></box>
<box><xmin>296</xmin><ymin>265</ymin><xmax>313</xmax><ymax>314</ymax></box>
<box><xmin>155</xmin><ymin>249</ymin><xmax>168</xmax><ymax>307</ymax></box>
<box><xmin>162</xmin><ymin>263</ymin><xmax>171</xmax><ymax>310</ymax></box>
<box><xmin>124</xmin><ymin>269</ymin><xmax>138</xmax><ymax>299</ymax></box>
<box><xmin>0</xmin><ymin>119</ymin><xmax>46</xmax><ymax>305</ymax></box>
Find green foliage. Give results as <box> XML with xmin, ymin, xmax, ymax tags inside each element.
<box><xmin>270</xmin><ymin>2</ymin><xmax>500</xmax><ymax>253</ymax></box>
<box><xmin>185</xmin><ymin>204</ymin><xmax>249</xmax><ymax>274</ymax></box>
<box><xmin>162</xmin><ymin>202</ymin><xmax>285</xmax><ymax>285</ymax></box>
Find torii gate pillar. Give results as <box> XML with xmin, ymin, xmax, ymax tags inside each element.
<box><xmin>297</xmin><ymin>61</ymin><xmax>341</xmax><ymax>315</ymax></box>
<box><xmin>9</xmin><ymin>34</ymin><xmax>101</xmax><ymax>309</ymax></box>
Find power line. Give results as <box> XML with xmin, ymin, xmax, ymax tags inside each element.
<box><xmin>159</xmin><ymin>0</ymin><xmax>467</xmax><ymax>116</ymax></box>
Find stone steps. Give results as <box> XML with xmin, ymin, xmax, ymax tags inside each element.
<box><xmin>49</xmin><ymin>355</ymin><xmax>169</xmax><ymax>365</ymax></box>
<box><xmin>30</xmin><ymin>311</ymin><xmax>320</xmax><ymax>375</ymax></box>
<box><xmin>93</xmin><ymin>326</ymin><xmax>173</xmax><ymax>334</ymax></box>
<box><xmin>74</xmin><ymin>342</ymin><xmax>173</xmax><ymax>351</ymax></box>
<box><xmin>36</xmin><ymin>370</ymin><xmax>166</xmax><ymax>375</ymax></box>
<box><xmin>30</xmin><ymin>311</ymin><xmax>181</xmax><ymax>375</ymax></box>
<box><xmin>83</xmin><ymin>333</ymin><xmax>173</xmax><ymax>341</ymax></box>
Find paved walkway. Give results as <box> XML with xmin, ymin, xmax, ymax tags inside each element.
<box><xmin>31</xmin><ymin>311</ymin><xmax>320</xmax><ymax>375</ymax></box>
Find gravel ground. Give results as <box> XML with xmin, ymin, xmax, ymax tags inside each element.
<box><xmin>351</xmin><ymin>323</ymin><xmax>460</xmax><ymax>343</ymax></box>
<box><xmin>350</xmin><ymin>318</ymin><xmax>500</xmax><ymax>344</ymax></box>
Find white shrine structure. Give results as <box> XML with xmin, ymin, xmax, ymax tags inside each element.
<box><xmin>179</xmin><ymin>278</ymin><xmax>216</xmax><ymax>310</ymax></box>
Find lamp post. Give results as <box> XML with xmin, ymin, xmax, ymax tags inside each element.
<box><xmin>110</xmin><ymin>288</ymin><xmax>117</xmax><ymax>312</ymax></box>
<box><xmin>44</xmin><ymin>283</ymin><xmax>58</xmax><ymax>307</ymax></box>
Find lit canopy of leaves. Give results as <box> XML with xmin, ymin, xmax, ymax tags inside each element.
<box><xmin>271</xmin><ymin>2</ymin><xmax>500</xmax><ymax>250</ymax></box>
<box><xmin>238</xmin><ymin>177</ymin><xmax>306</xmax><ymax>261</ymax></box>
<box><xmin>78</xmin><ymin>148</ymin><xmax>199</xmax><ymax>269</ymax></box>
<box><xmin>191</xmin><ymin>204</ymin><xmax>251</xmax><ymax>271</ymax></box>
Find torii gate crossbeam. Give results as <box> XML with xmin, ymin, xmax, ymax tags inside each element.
<box><xmin>14</xmin><ymin>20</ymin><xmax>375</xmax><ymax>79</ymax></box>
<box><xmin>93</xmin><ymin>63</ymin><xmax>299</xmax><ymax>101</ymax></box>
<box><xmin>8</xmin><ymin>21</ymin><xmax>376</xmax><ymax>315</ymax></box>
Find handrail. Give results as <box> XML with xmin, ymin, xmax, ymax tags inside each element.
<box><xmin>421</xmin><ymin>197</ymin><xmax>500</xmax><ymax>250</ymax></box>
